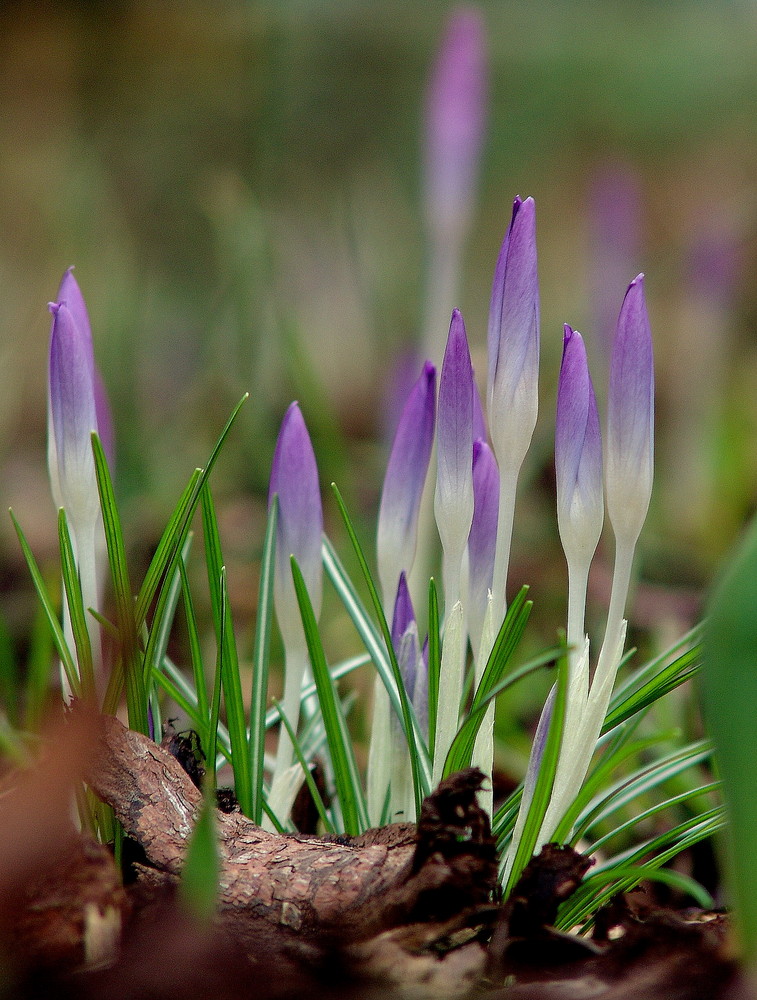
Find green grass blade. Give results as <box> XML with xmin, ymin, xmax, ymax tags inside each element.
<box><xmin>603</xmin><ymin>644</ymin><xmax>700</xmax><ymax>732</ymax></box>
<box><xmin>291</xmin><ymin>555</ymin><xmax>369</xmax><ymax>835</ymax></box>
<box><xmin>586</xmin><ymin>780</ymin><xmax>721</xmax><ymax>856</ymax></box>
<box><xmin>504</xmin><ymin>647</ymin><xmax>569</xmax><ymax>896</ymax></box>
<box><xmin>250</xmin><ymin>497</ymin><xmax>277</xmax><ymax>824</ymax></box>
<box><xmin>179</xmin><ymin>552</ymin><xmax>209</xmax><ymax>749</ymax></box>
<box><xmin>92</xmin><ymin>433</ymin><xmax>148</xmax><ymax>734</ymax></box>
<box><xmin>701</xmin><ymin>515</ymin><xmax>757</xmax><ymax>961</ymax></box>
<box><xmin>142</xmin><ymin>533</ymin><xmax>192</xmax><ymax>696</ymax></box>
<box><xmin>329</xmin><ymin>485</ymin><xmax>431</xmax><ymax>809</ymax></box>
<box><xmin>201</xmin><ymin>485</ymin><xmax>251</xmax><ymax>816</ymax></box>
<box><xmin>427</xmin><ymin>578</ymin><xmax>441</xmax><ymax>752</ymax></box>
<box><xmin>178</xmin><ymin>783</ymin><xmax>219</xmax><ymax>924</ymax></box>
<box><xmin>471</xmin><ymin>586</ymin><xmax>531</xmax><ymax>714</ymax></box>
<box><xmin>23</xmin><ymin>602</ymin><xmax>55</xmax><ymax>730</ymax></box>
<box><xmin>9</xmin><ymin>510</ymin><xmax>80</xmax><ymax>699</ymax></box>
<box><xmin>443</xmin><ymin>647</ymin><xmax>560</xmax><ymax>778</ymax></box>
<box><xmin>57</xmin><ymin>509</ymin><xmax>95</xmax><ymax>700</ymax></box>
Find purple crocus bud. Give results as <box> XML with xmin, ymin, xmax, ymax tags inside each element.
<box><xmin>391</xmin><ymin>572</ymin><xmax>420</xmax><ymax>707</ymax></box>
<box><xmin>48</xmin><ymin>302</ymin><xmax>99</xmax><ymax>529</ymax></box>
<box><xmin>434</xmin><ymin>309</ymin><xmax>475</xmax><ymax>607</ymax></box>
<box><xmin>605</xmin><ymin>275</ymin><xmax>654</xmax><ymax>548</ymax></box>
<box><xmin>269</xmin><ymin>402</ymin><xmax>323</xmax><ymax>652</ymax></box>
<box><xmin>468</xmin><ymin>439</ymin><xmax>499</xmax><ymax>654</ymax></box>
<box><xmin>424</xmin><ymin>8</ymin><xmax>487</xmax><ymax>243</ymax></box>
<box><xmin>556</xmin><ymin>326</ymin><xmax>603</xmax><ymax>569</ymax></box>
<box><xmin>487</xmin><ymin>196</ymin><xmax>540</xmax><ymax>473</ymax></box>
<box><xmin>377</xmin><ymin>361</ymin><xmax>436</xmax><ymax>608</ymax></box>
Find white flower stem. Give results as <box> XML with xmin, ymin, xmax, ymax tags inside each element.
<box><xmin>267</xmin><ymin>643</ymin><xmax>309</xmax><ymax>825</ymax></box>
<box><xmin>432</xmin><ymin>600</ymin><xmax>465</xmax><ymax>785</ymax></box>
<box><xmin>367</xmin><ymin>678</ymin><xmax>392</xmax><ymax>825</ymax></box>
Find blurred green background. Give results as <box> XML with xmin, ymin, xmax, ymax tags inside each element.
<box><xmin>1</xmin><ymin>0</ymin><xmax>756</xmax><ymax>704</ymax></box>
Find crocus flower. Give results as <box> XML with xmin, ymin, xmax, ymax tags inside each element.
<box><xmin>48</xmin><ymin>302</ymin><xmax>99</xmax><ymax>530</ymax></box>
<box><xmin>387</xmin><ymin>572</ymin><xmax>428</xmax><ymax>822</ymax></box>
<box><xmin>434</xmin><ymin>308</ymin><xmax>475</xmax><ymax>610</ymax></box>
<box><xmin>48</xmin><ymin>270</ymin><xmax>111</xmax><ymax>697</ymax></box>
<box><xmin>376</xmin><ymin>361</ymin><xmax>436</xmax><ymax>609</ymax></box>
<box><xmin>486</xmin><ymin>196</ymin><xmax>540</xmax><ymax>614</ymax></box>
<box><xmin>605</xmin><ymin>275</ymin><xmax>654</xmax><ymax>550</ymax></box>
<box><xmin>556</xmin><ymin>326</ymin><xmax>603</xmax><ymax>646</ymax></box>
<box><xmin>537</xmin><ymin>279</ymin><xmax>654</xmax><ymax>847</ymax></box>
<box><xmin>467</xmin><ymin>439</ymin><xmax>499</xmax><ymax>658</ymax></box>
<box><xmin>267</xmin><ymin>402</ymin><xmax>323</xmax><ymax>824</ymax></box>
<box><xmin>269</xmin><ymin>402</ymin><xmax>323</xmax><ymax>654</ymax></box>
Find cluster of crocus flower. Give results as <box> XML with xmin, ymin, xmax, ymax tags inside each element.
<box><xmin>262</xmin><ymin>193</ymin><xmax>653</xmax><ymax>840</ymax></box>
<box><xmin>45</xmin><ymin>191</ymin><xmax>652</xmax><ymax>851</ymax></box>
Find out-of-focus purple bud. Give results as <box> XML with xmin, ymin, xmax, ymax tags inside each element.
<box><xmin>377</xmin><ymin>362</ymin><xmax>436</xmax><ymax>607</ymax></box>
<box><xmin>424</xmin><ymin>8</ymin><xmax>487</xmax><ymax>242</ymax></box>
<box><xmin>556</xmin><ymin>326</ymin><xmax>603</xmax><ymax>568</ymax></box>
<box><xmin>487</xmin><ymin>196</ymin><xmax>540</xmax><ymax>472</ymax></box>
<box><xmin>605</xmin><ymin>275</ymin><xmax>654</xmax><ymax>547</ymax></box>
<box><xmin>48</xmin><ymin>302</ymin><xmax>99</xmax><ymax>528</ymax></box>
<box><xmin>468</xmin><ymin>439</ymin><xmax>499</xmax><ymax>652</ymax></box>
<box><xmin>269</xmin><ymin>403</ymin><xmax>323</xmax><ymax>650</ymax></box>
<box><xmin>434</xmin><ymin>309</ymin><xmax>475</xmax><ymax>588</ymax></box>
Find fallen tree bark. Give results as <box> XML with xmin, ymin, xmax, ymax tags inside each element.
<box><xmin>84</xmin><ymin>715</ymin><xmax>499</xmax><ymax>946</ymax></box>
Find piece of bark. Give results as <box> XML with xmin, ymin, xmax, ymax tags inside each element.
<box><xmin>85</xmin><ymin>715</ymin><xmax>498</xmax><ymax>946</ymax></box>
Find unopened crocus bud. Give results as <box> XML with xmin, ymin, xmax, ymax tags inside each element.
<box><xmin>434</xmin><ymin>309</ymin><xmax>475</xmax><ymax>610</ymax></box>
<box><xmin>48</xmin><ymin>302</ymin><xmax>99</xmax><ymax>530</ymax></box>
<box><xmin>269</xmin><ymin>402</ymin><xmax>323</xmax><ymax>653</ymax></box>
<box><xmin>424</xmin><ymin>8</ymin><xmax>487</xmax><ymax>243</ymax></box>
<box><xmin>487</xmin><ymin>196</ymin><xmax>540</xmax><ymax>613</ymax></box>
<box><xmin>391</xmin><ymin>572</ymin><xmax>420</xmax><ymax>704</ymax></box>
<box><xmin>266</xmin><ymin>402</ymin><xmax>323</xmax><ymax>826</ymax></box>
<box><xmin>556</xmin><ymin>326</ymin><xmax>603</xmax><ymax>575</ymax></box>
<box><xmin>377</xmin><ymin>362</ymin><xmax>436</xmax><ymax>609</ymax></box>
<box><xmin>605</xmin><ymin>275</ymin><xmax>654</xmax><ymax>549</ymax></box>
<box><xmin>487</xmin><ymin>195</ymin><xmax>540</xmax><ymax>473</ymax></box>
<box><xmin>468</xmin><ymin>439</ymin><xmax>499</xmax><ymax>656</ymax></box>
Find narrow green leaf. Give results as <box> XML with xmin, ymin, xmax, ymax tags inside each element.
<box><xmin>702</xmin><ymin>516</ymin><xmax>757</xmax><ymax>960</ymax></box>
<box><xmin>179</xmin><ymin>552</ymin><xmax>209</xmax><ymax>749</ymax></box>
<box><xmin>9</xmin><ymin>510</ymin><xmax>80</xmax><ymax>699</ymax></box>
<box><xmin>330</xmin><ymin>485</ymin><xmax>431</xmax><ymax>811</ymax></box>
<box><xmin>92</xmin><ymin>433</ymin><xmax>148</xmax><ymax>734</ymax></box>
<box><xmin>427</xmin><ymin>578</ymin><xmax>441</xmax><ymax>752</ymax></box>
<box><xmin>57</xmin><ymin>509</ymin><xmax>95</xmax><ymax>700</ymax></box>
<box><xmin>250</xmin><ymin>497</ymin><xmax>277</xmax><ymax>824</ymax></box>
<box><xmin>443</xmin><ymin>647</ymin><xmax>559</xmax><ymax>777</ymax></box>
<box><xmin>178</xmin><ymin>784</ymin><xmax>219</xmax><ymax>924</ymax></box>
<box><xmin>291</xmin><ymin>555</ymin><xmax>369</xmax><ymax>835</ymax></box>
<box><xmin>142</xmin><ymin>534</ymin><xmax>192</xmax><ymax>695</ymax></box>
<box><xmin>505</xmin><ymin>647</ymin><xmax>569</xmax><ymax>896</ymax></box>
<box><xmin>23</xmin><ymin>601</ymin><xmax>55</xmax><ymax>730</ymax></box>
<box><xmin>202</xmin><ymin>486</ymin><xmax>251</xmax><ymax>815</ymax></box>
